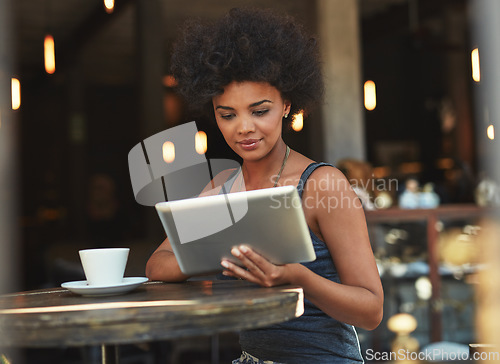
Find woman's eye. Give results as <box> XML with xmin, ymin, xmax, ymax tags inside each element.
<box><xmin>220</xmin><ymin>114</ymin><xmax>234</xmax><ymax>120</ymax></box>
<box><xmin>253</xmin><ymin>109</ymin><xmax>269</xmax><ymax>117</ymax></box>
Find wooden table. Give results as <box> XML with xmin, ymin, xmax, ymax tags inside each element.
<box><xmin>0</xmin><ymin>280</ymin><xmax>303</xmax><ymax>363</ymax></box>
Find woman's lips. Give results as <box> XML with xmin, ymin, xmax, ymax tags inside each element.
<box><xmin>238</xmin><ymin>139</ymin><xmax>262</xmax><ymax>151</ymax></box>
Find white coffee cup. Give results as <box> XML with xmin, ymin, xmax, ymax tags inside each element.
<box><xmin>79</xmin><ymin>248</ymin><xmax>130</xmax><ymax>287</ymax></box>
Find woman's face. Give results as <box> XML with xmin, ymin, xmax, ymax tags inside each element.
<box><xmin>212</xmin><ymin>81</ymin><xmax>291</xmax><ymax>161</ymax></box>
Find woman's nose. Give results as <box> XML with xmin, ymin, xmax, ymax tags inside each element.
<box><xmin>237</xmin><ymin>117</ymin><xmax>256</xmax><ymax>134</ymax></box>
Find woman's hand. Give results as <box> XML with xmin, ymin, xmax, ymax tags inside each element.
<box><xmin>221</xmin><ymin>245</ymin><xmax>296</xmax><ymax>287</ymax></box>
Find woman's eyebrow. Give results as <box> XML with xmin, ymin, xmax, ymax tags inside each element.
<box><xmin>215</xmin><ymin>99</ymin><xmax>272</xmax><ymax>110</ymax></box>
<box><xmin>250</xmin><ymin>100</ymin><xmax>272</xmax><ymax>107</ymax></box>
<box><xmin>215</xmin><ymin>105</ymin><xmax>234</xmax><ymax>110</ymax></box>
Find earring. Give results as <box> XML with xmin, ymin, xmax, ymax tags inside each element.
<box><xmin>284</xmin><ymin>113</ymin><xmax>288</xmax><ymax>118</ymax></box>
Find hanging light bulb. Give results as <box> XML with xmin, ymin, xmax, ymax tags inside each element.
<box><xmin>162</xmin><ymin>141</ymin><xmax>175</xmax><ymax>163</ymax></box>
<box><xmin>487</xmin><ymin>125</ymin><xmax>495</xmax><ymax>140</ymax></box>
<box><xmin>195</xmin><ymin>131</ymin><xmax>208</xmax><ymax>154</ymax></box>
<box><xmin>471</xmin><ymin>48</ymin><xmax>480</xmax><ymax>82</ymax></box>
<box><xmin>11</xmin><ymin>78</ymin><xmax>21</xmax><ymax>110</ymax></box>
<box><xmin>364</xmin><ymin>80</ymin><xmax>376</xmax><ymax>111</ymax></box>
<box><xmin>104</xmin><ymin>0</ymin><xmax>114</xmax><ymax>14</ymax></box>
<box><xmin>291</xmin><ymin>111</ymin><xmax>304</xmax><ymax>132</ymax></box>
<box><xmin>44</xmin><ymin>34</ymin><xmax>56</xmax><ymax>74</ymax></box>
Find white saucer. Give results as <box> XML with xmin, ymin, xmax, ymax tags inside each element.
<box><xmin>61</xmin><ymin>277</ymin><xmax>149</xmax><ymax>297</ymax></box>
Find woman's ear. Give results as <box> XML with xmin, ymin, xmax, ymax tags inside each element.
<box><xmin>284</xmin><ymin>100</ymin><xmax>291</xmax><ymax>118</ymax></box>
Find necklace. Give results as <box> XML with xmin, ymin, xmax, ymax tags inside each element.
<box><xmin>238</xmin><ymin>145</ymin><xmax>290</xmax><ymax>191</ymax></box>
<box><xmin>273</xmin><ymin>145</ymin><xmax>290</xmax><ymax>187</ymax></box>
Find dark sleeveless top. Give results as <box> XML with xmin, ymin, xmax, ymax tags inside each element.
<box><xmin>221</xmin><ymin>162</ymin><xmax>364</xmax><ymax>363</ymax></box>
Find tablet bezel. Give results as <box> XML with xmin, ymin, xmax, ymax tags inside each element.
<box><xmin>155</xmin><ymin>185</ymin><xmax>316</xmax><ymax>275</ymax></box>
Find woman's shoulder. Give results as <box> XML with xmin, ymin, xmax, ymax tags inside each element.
<box><xmin>282</xmin><ymin>152</ymin><xmax>347</xmax><ymax>192</ymax></box>
<box><xmin>307</xmin><ymin>163</ymin><xmax>346</xmax><ymax>180</ymax></box>
<box><xmin>289</xmin><ymin>151</ymin><xmax>345</xmax><ymax>182</ymax></box>
<box><xmin>302</xmin><ymin>162</ymin><xmax>352</xmax><ymax>195</ymax></box>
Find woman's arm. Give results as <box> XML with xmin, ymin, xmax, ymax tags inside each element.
<box><xmin>302</xmin><ymin>166</ymin><xmax>383</xmax><ymax>329</ymax></box>
<box><xmin>146</xmin><ymin>168</ymin><xmax>238</xmax><ymax>281</ymax></box>
<box><xmin>220</xmin><ymin>167</ymin><xmax>383</xmax><ymax>330</ymax></box>
<box><xmin>145</xmin><ymin>237</ymin><xmax>190</xmax><ymax>282</ymax></box>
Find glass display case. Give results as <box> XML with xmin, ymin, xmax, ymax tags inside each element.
<box><xmin>363</xmin><ymin>204</ymin><xmax>487</xmax><ymax>351</ymax></box>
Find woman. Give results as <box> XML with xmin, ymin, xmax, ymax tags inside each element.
<box><xmin>146</xmin><ymin>8</ymin><xmax>383</xmax><ymax>363</ymax></box>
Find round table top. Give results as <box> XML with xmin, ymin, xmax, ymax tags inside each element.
<box><xmin>0</xmin><ymin>280</ymin><xmax>303</xmax><ymax>348</ymax></box>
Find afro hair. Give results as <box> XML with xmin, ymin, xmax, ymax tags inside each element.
<box><xmin>170</xmin><ymin>7</ymin><xmax>324</xmax><ymax>119</ymax></box>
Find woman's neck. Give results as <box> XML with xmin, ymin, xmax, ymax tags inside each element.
<box><xmin>240</xmin><ymin>141</ymin><xmax>289</xmax><ymax>190</ymax></box>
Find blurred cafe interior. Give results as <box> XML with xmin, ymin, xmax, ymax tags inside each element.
<box><xmin>1</xmin><ymin>0</ymin><xmax>500</xmax><ymax>363</ymax></box>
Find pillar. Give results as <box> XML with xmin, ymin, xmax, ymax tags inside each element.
<box><xmin>473</xmin><ymin>0</ymin><xmax>500</xmax><ymax>359</ymax></box>
<box><xmin>0</xmin><ymin>0</ymin><xmax>19</xmax><ymax>295</ymax></box>
<box><xmin>443</xmin><ymin>5</ymin><xmax>475</xmax><ymax>171</ymax></box>
<box><xmin>68</xmin><ymin>59</ymin><xmax>88</xmax><ymax>240</ymax></box>
<box><xmin>316</xmin><ymin>0</ymin><xmax>365</xmax><ymax>164</ymax></box>
<box><xmin>136</xmin><ymin>0</ymin><xmax>165</xmax><ymax>139</ymax></box>
<box><xmin>135</xmin><ymin>0</ymin><xmax>166</xmax><ymax>239</ymax></box>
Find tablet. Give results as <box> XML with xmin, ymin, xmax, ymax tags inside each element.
<box><xmin>155</xmin><ymin>185</ymin><xmax>316</xmax><ymax>275</ymax></box>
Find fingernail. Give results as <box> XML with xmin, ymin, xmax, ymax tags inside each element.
<box><xmin>231</xmin><ymin>248</ymin><xmax>241</xmax><ymax>257</ymax></box>
<box><xmin>240</xmin><ymin>245</ymin><xmax>248</xmax><ymax>253</ymax></box>
<box><xmin>221</xmin><ymin>261</ymin><xmax>229</xmax><ymax>268</ymax></box>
